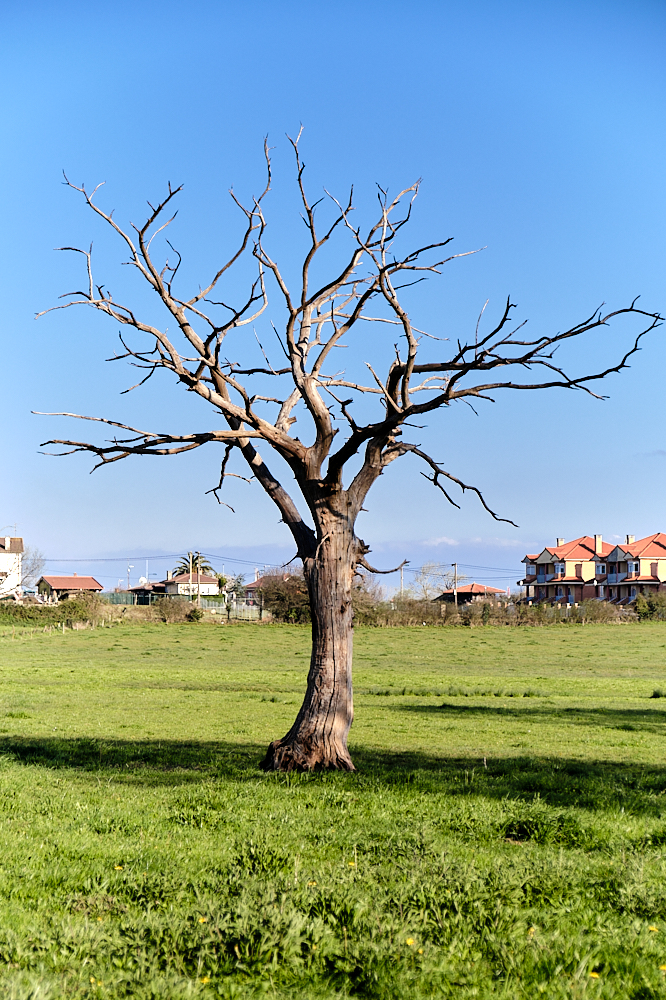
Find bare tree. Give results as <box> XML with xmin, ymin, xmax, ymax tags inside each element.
<box><xmin>37</xmin><ymin>135</ymin><xmax>661</xmax><ymax>771</ymax></box>
<box><xmin>21</xmin><ymin>546</ymin><xmax>46</xmax><ymax>589</ymax></box>
<box><xmin>407</xmin><ymin>561</ymin><xmax>468</xmax><ymax>602</ymax></box>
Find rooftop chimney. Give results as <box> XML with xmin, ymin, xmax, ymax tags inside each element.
<box><xmin>4</xmin><ymin>537</ymin><xmax>9</xmax><ymax>551</ymax></box>
<box><xmin>626</xmin><ymin>534</ymin><xmax>635</xmax><ymax>545</ymax></box>
<box><xmin>556</xmin><ymin>537</ymin><xmax>564</xmax><ymax>547</ymax></box>
<box><xmin>595</xmin><ymin>534</ymin><xmax>602</xmax><ymax>555</ymax></box>
<box><xmin>166</xmin><ymin>570</ymin><xmax>172</xmax><ymax>580</ymax></box>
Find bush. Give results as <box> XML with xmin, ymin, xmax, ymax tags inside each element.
<box><xmin>153</xmin><ymin>597</ymin><xmax>191</xmax><ymax>623</ymax></box>
<box><xmin>0</xmin><ymin>593</ymin><xmax>105</xmax><ymax>625</ymax></box>
<box><xmin>259</xmin><ymin>573</ymin><xmax>311</xmax><ymax>623</ymax></box>
<box><xmin>636</xmin><ymin>590</ymin><xmax>666</xmax><ymax>621</ymax></box>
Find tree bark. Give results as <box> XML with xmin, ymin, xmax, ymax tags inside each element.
<box><xmin>261</xmin><ymin>515</ymin><xmax>356</xmax><ymax>771</ymax></box>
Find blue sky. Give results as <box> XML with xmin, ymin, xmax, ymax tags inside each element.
<box><xmin>1</xmin><ymin>0</ymin><xmax>664</xmax><ymax>590</ymax></box>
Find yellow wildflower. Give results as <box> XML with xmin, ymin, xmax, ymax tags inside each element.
<box><xmin>200</xmin><ymin>977</ymin><xmax>210</xmax><ymax>984</ymax></box>
<box><xmin>348</xmin><ymin>861</ymin><xmax>355</xmax><ymax>867</ymax></box>
<box><xmin>528</xmin><ymin>927</ymin><xmax>536</xmax><ymax>936</ymax></box>
<box><xmin>114</xmin><ymin>865</ymin><xmax>123</xmax><ymax>871</ymax></box>
<box><xmin>649</xmin><ymin>926</ymin><xmax>659</xmax><ymax>932</ymax></box>
<box><xmin>90</xmin><ymin>977</ymin><xmax>96</xmax><ymax>983</ymax></box>
<box><xmin>307</xmin><ymin>880</ymin><xmax>317</xmax><ymax>886</ymax></box>
<box><xmin>418</xmin><ymin>948</ymin><xmax>424</xmax><ymax>954</ymax></box>
<box><xmin>406</xmin><ymin>937</ymin><xmax>415</xmax><ymax>946</ymax></box>
<box><xmin>199</xmin><ymin>917</ymin><xmax>207</xmax><ymax>923</ymax></box>
<box><xmin>660</xmin><ymin>964</ymin><xmax>666</xmax><ymax>971</ymax></box>
<box><xmin>590</xmin><ymin>971</ymin><xmax>600</xmax><ymax>978</ymax></box>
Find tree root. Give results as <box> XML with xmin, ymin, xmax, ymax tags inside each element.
<box><xmin>260</xmin><ymin>737</ymin><xmax>356</xmax><ymax>772</ymax></box>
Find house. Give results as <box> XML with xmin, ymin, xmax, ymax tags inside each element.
<box><xmin>517</xmin><ymin>534</ymin><xmax>666</xmax><ymax>604</ymax></box>
<box><xmin>243</xmin><ymin>575</ymin><xmax>290</xmax><ymax>606</ymax></box>
<box><xmin>0</xmin><ymin>537</ymin><xmax>23</xmax><ymax>599</ymax></box>
<box><xmin>603</xmin><ymin>534</ymin><xmax>666</xmax><ymax>603</ymax></box>
<box><xmin>128</xmin><ymin>577</ymin><xmax>167</xmax><ymax>605</ymax></box>
<box><xmin>163</xmin><ymin>571</ymin><xmax>220</xmax><ymax>597</ymax></box>
<box><xmin>435</xmin><ymin>582</ymin><xmax>507</xmax><ymax>604</ymax></box>
<box><xmin>37</xmin><ymin>574</ymin><xmax>103</xmax><ymax>601</ymax></box>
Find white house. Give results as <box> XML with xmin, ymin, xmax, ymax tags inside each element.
<box><xmin>0</xmin><ymin>537</ymin><xmax>23</xmax><ymax>599</ymax></box>
<box><xmin>164</xmin><ymin>572</ymin><xmax>220</xmax><ymax>597</ymax></box>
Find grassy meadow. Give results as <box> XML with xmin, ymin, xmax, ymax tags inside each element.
<box><xmin>1</xmin><ymin>621</ymin><xmax>666</xmax><ymax>997</ymax></box>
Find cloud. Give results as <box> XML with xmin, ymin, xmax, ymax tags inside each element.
<box><xmin>468</xmin><ymin>537</ymin><xmax>524</xmax><ymax>548</ymax></box>
<box><xmin>427</xmin><ymin>536</ymin><xmax>459</xmax><ymax>546</ymax></box>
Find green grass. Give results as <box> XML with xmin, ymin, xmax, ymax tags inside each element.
<box><xmin>2</xmin><ymin>622</ymin><xmax>666</xmax><ymax>997</ymax></box>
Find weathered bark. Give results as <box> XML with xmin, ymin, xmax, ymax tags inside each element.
<box><xmin>261</xmin><ymin>513</ymin><xmax>357</xmax><ymax>771</ymax></box>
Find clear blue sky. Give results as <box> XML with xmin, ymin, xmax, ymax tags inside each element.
<box><xmin>1</xmin><ymin>0</ymin><xmax>664</xmax><ymax>589</ymax></box>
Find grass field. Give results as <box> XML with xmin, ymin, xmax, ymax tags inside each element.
<box><xmin>1</xmin><ymin>621</ymin><xmax>666</xmax><ymax>998</ymax></box>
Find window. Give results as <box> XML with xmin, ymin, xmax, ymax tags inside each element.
<box><xmin>630</xmin><ymin>562</ymin><xmax>639</xmax><ymax>574</ymax></box>
<box><xmin>526</xmin><ymin>564</ymin><xmax>536</xmax><ymax>575</ymax></box>
<box><xmin>555</xmin><ymin>563</ymin><xmax>565</xmax><ymax>575</ymax></box>
<box><xmin>556</xmin><ymin>586</ymin><xmax>564</xmax><ymax>598</ymax></box>
<box><xmin>596</xmin><ymin>564</ymin><xmax>606</xmax><ymax>575</ymax></box>
<box><xmin>598</xmin><ymin>585</ymin><xmax>605</xmax><ymax>598</ymax></box>
<box><xmin>630</xmin><ymin>587</ymin><xmax>637</xmax><ymax>599</ymax></box>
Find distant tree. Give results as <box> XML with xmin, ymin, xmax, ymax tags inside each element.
<box><xmin>406</xmin><ymin>561</ymin><xmax>468</xmax><ymax>602</ymax></box>
<box><xmin>260</xmin><ymin>572</ymin><xmax>311</xmax><ymax>623</ymax></box>
<box><xmin>21</xmin><ymin>546</ymin><xmax>46</xmax><ymax>589</ymax></box>
<box><xmin>39</xmin><ymin>135</ymin><xmax>661</xmax><ymax>770</ymax></box>
<box><xmin>224</xmin><ymin>573</ymin><xmax>246</xmax><ymax>601</ymax></box>
<box><xmin>172</xmin><ymin>553</ymin><xmax>215</xmax><ymax>577</ymax></box>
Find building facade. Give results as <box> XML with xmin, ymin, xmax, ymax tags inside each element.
<box><xmin>0</xmin><ymin>537</ymin><xmax>24</xmax><ymax>599</ymax></box>
<box><xmin>519</xmin><ymin>534</ymin><xmax>666</xmax><ymax>604</ymax></box>
<box><xmin>163</xmin><ymin>572</ymin><xmax>220</xmax><ymax>597</ymax></box>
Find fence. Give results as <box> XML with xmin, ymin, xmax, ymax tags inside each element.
<box><xmin>100</xmin><ymin>592</ymin><xmax>267</xmax><ymax>620</ymax></box>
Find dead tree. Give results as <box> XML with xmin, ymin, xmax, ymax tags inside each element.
<box><xmin>37</xmin><ymin>136</ymin><xmax>661</xmax><ymax>771</ymax></box>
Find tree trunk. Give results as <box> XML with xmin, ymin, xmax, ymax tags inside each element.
<box><xmin>261</xmin><ymin>520</ymin><xmax>356</xmax><ymax>772</ymax></box>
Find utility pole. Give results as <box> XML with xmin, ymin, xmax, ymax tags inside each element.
<box><xmin>400</xmin><ymin>564</ymin><xmax>404</xmax><ymax>596</ymax></box>
<box><xmin>453</xmin><ymin>562</ymin><xmax>458</xmax><ymax>609</ymax></box>
<box><xmin>189</xmin><ymin>551</ymin><xmax>193</xmax><ymax>603</ymax></box>
<box><xmin>196</xmin><ymin>550</ymin><xmax>201</xmax><ymax>607</ymax></box>
<box><xmin>127</xmin><ymin>563</ymin><xmax>134</xmax><ymax>591</ymax></box>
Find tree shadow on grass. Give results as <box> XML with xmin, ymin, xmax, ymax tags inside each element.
<box><xmin>2</xmin><ymin>734</ymin><xmax>666</xmax><ymax>814</ymax></box>
<box><xmin>395</xmin><ymin>701</ymin><xmax>666</xmax><ymax>734</ymax></box>
<box><xmin>0</xmin><ymin>735</ymin><xmax>265</xmax><ymax>785</ymax></box>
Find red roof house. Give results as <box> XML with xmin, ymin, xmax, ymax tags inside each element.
<box><xmin>519</xmin><ymin>533</ymin><xmax>666</xmax><ymax>605</ymax></box>
<box><xmin>37</xmin><ymin>574</ymin><xmax>103</xmax><ymax>599</ymax></box>
<box><xmin>435</xmin><ymin>582</ymin><xmax>507</xmax><ymax>604</ymax></box>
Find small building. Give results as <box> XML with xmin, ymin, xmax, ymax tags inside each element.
<box><xmin>435</xmin><ymin>582</ymin><xmax>507</xmax><ymax>604</ymax></box>
<box><xmin>164</xmin><ymin>572</ymin><xmax>220</xmax><ymax>597</ymax></box>
<box><xmin>0</xmin><ymin>537</ymin><xmax>24</xmax><ymax>599</ymax></box>
<box><xmin>243</xmin><ymin>575</ymin><xmax>291</xmax><ymax>606</ymax></box>
<box><xmin>37</xmin><ymin>574</ymin><xmax>103</xmax><ymax>601</ymax></box>
<box><xmin>128</xmin><ymin>578</ymin><xmax>167</xmax><ymax>605</ymax></box>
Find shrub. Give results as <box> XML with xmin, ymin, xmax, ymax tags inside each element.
<box><xmin>259</xmin><ymin>573</ymin><xmax>311</xmax><ymax>623</ymax></box>
<box><xmin>636</xmin><ymin>591</ymin><xmax>666</xmax><ymax>621</ymax></box>
<box><xmin>153</xmin><ymin>597</ymin><xmax>191</xmax><ymax>623</ymax></box>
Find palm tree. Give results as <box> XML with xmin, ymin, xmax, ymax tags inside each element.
<box><xmin>172</xmin><ymin>553</ymin><xmax>215</xmax><ymax>578</ymax></box>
